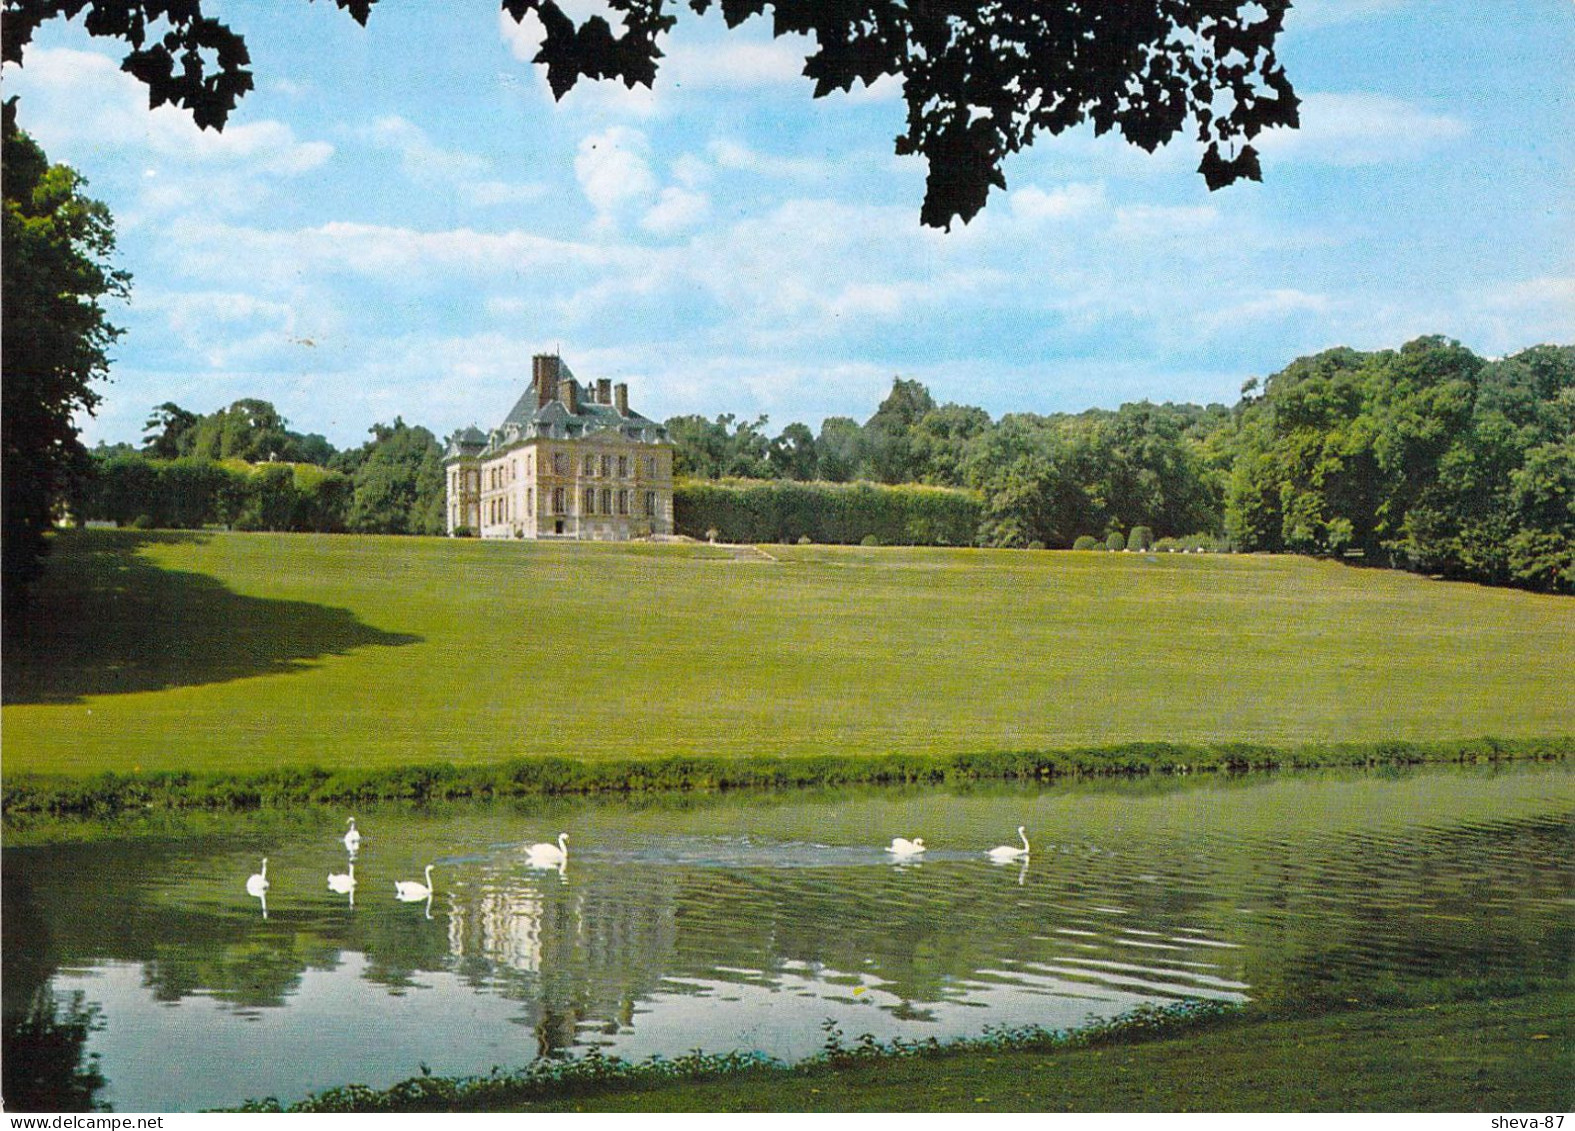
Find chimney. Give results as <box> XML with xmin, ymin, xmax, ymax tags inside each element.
<box><xmin>533</xmin><ymin>354</ymin><xmax>561</xmax><ymax>408</ymax></box>
<box><xmin>596</xmin><ymin>378</ymin><xmax>612</xmax><ymax>404</ymax></box>
<box><xmin>614</xmin><ymin>382</ymin><xmax>629</xmax><ymax>416</ymax></box>
<box><xmin>558</xmin><ymin>377</ymin><xmax>579</xmax><ymax>413</ymax></box>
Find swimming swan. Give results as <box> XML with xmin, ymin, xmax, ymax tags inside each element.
<box><xmin>343</xmin><ymin>817</ymin><xmax>362</xmax><ymax>853</ymax></box>
<box><xmin>246</xmin><ymin>857</ymin><xmax>270</xmax><ymax>897</ymax></box>
<box><xmin>395</xmin><ymin>864</ymin><xmax>434</xmax><ymax>901</ymax></box>
<box><xmin>328</xmin><ymin>862</ymin><xmax>357</xmax><ymax>904</ymax></box>
<box><xmin>526</xmin><ymin>833</ymin><xmax>568</xmax><ymax>867</ymax></box>
<box><xmin>886</xmin><ymin>837</ymin><xmax>926</xmax><ymax>858</ymax></box>
<box><xmin>987</xmin><ymin>826</ymin><xmax>1030</xmax><ymax>862</ymax></box>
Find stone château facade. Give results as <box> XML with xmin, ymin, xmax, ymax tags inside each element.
<box><xmin>444</xmin><ymin>354</ymin><xmax>674</xmax><ymax>540</ymax></box>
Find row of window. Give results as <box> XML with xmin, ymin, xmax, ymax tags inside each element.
<box><xmin>482</xmin><ymin>488</ymin><xmax>661</xmax><ymax>526</ymax></box>
<box><xmin>468</xmin><ymin>453</ymin><xmax>665</xmax><ymax>489</ymax></box>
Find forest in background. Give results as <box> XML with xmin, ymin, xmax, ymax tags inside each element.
<box><xmin>77</xmin><ymin>335</ymin><xmax>1573</xmax><ymax>593</ymax></box>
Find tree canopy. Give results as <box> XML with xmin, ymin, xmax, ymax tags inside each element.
<box><xmin>3</xmin><ymin>0</ymin><xmax>1300</xmax><ymax>228</ymax></box>
<box><xmin>2</xmin><ymin>98</ymin><xmax>127</xmax><ymax>610</ymax></box>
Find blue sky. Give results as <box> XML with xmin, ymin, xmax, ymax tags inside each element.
<box><xmin>4</xmin><ymin>0</ymin><xmax>1572</xmax><ymax>450</ymax></box>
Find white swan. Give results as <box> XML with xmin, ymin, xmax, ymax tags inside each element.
<box><xmin>395</xmin><ymin>864</ymin><xmax>434</xmax><ymax>901</ymax></box>
<box><xmin>886</xmin><ymin>837</ymin><xmax>926</xmax><ymax>858</ymax></box>
<box><xmin>327</xmin><ymin>862</ymin><xmax>357</xmax><ymax>905</ymax></box>
<box><xmin>246</xmin><ymin>857</ymin><xmax>270</xmax><ymax>897</ymax></box>
<box><xmin>987</xmin><ymin>826</ymin><xmax>1030</xmax><ymax>862</ymax></box>
<box><xmin>525</xmin><ymin>833</ymin><xmax>568</xmax><ymax>867</ymax></box>
<box><xmin>343</xmin><ymin>817</ymin><xmax>362</xmax><ymax>854</ymax></box>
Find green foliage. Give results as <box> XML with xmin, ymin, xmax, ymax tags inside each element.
<box><xmin>1</xmin><ymin>101</ymin><xmax>127</xmax><ymax>611</ymax></box>
<box><xmin>815</xmin><ymin>417</ymin><xmax>862</xmax><ymax>483</ymax></box>
<box><xmin>1129</xmin><ymin>525</ymin><xmax>1154</xmax><ymax>551</ymax></box>
<box><xmin>342</xmin><ymin>418</ymin><xmax>445</xmax><ymax>535</ymax></box>
<box><xmin>1073</xmin><ymin>535</ymin><xmax>1099</xmax><ymax>551</ymax></box>
<box><xmin>1225</xmin><ymin>339</ymin><xmax>1574</xmax><ymax>591</ymax></box>
<box><xmin>665</xmin><ymin>413</ymin><xmax>773</xmax><ymax>479</ymax></box>
<box><xmin>6</xmin><ymin>736</ymin><xmax>1567</xmax><ymax>822</ymax></box>
<box><xmin>82</xmin><ymin>453</ymin><xmax>350</xmax><ymax>532</ymax></box>
<box><xmin>673</xmin><ymin>480</ymin><xmax>981</xmax><ymax>547</ymax></box>
<box><xmin>1106</xmin><ymin>530</ymin><xmax>1126</xmax><ymax>552</ymax></box>
<box><xmin>862</xmin><ymin>378</ymin><xmax>937</xmax><ymax>484</ymax></box>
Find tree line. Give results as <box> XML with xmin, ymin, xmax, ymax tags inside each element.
<box><xmin>76</xmin><ymin>334</ymin><xmax>1573</xmax><ymax>593</ymax></box>
<box><xmin>84</xmin><ymin>408</ymin><xmax>445</xmax><ymax>536</ymax></box>
<box><xmin>665</xmin><ymin>337</ymin><xmax>1572</xmax><ymax>592</ymax></box>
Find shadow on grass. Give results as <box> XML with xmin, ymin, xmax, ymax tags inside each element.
<box><xmin>1</xmin><ymin>530</ymin><xmax>420</xmax><ymax>705</ymax></box>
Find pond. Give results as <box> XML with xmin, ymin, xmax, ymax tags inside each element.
<box><xmin>4</xmin><ymin>761</ymin><xmax>1571</xmax><ymax>1111</ymax></box>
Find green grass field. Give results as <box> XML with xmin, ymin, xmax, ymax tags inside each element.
<box><xmin>3</xmin><ymin>529</ymin><xmax>1572</xmax><ymax>778</ymax></box>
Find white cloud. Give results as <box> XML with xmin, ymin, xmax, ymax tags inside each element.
<box><xmin>1257</xmin><ymin>92</ymin><xmax>1467</xmax><ymax>166</ymax></box>
<box><xmin>1110</xmin><ymin>203</ymin><xmax>1221</xmax><ymax>241</ymax></box>
<box><xmin>6</xmin><ymin>48</ymin><xmax>331</xmax><ymax>175</ymax></box>
<box><xmin>663</xmin><ymin>38</ymin><xmax>808</xmax><ymax>89</ymax></box>
<box><xmin>707</xmin><ymin>138</ymin><xmax>830</xmax><ymax>181</ymax></box>
<box><xmin>364</xmin><ymin>115</ymin><xmax>488</xmax><ymax>180</ymax></box>
<box><xmin>641</xmin><ymin>187</ymin><xmax>711</xmax><ymax>237</ymax></box>
<box><xmin>575</xmin><ymin>126</ymin><xmax>658</xmax><ymax>220</ymax></box>
<box><xmin>1284</xmin><ymin>0</ymin><xmax>1412</xmax><ymax>32</ymax></box>
<box><xmin>1009</xmin><ymin>182</ymin><xmax>1106</xmax><ymax>222</ymax></box>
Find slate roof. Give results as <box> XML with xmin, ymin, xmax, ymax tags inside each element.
<box><xmin>446</xmin><ymin>361</ymin><xmax>668</xmax><ymax>461</ymax></box>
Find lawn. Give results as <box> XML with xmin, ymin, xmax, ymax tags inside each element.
<box><xmin>502</xmin><ymin>990</ymin><xmax>1575</xmax><ymax>1114</ymax></box>
<box><xmin>3</xmin><ymin>528</ymin><xmax>1572</xmax><ymax>777</ymax></box>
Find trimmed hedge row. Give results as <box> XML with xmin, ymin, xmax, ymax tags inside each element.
<box><xmin>4</xmin><ymin>737</ymin><xmax>1566</xmax><ymax>823</ymax></box>
<box><xmin>674</xmin><ymin>479</ymin><xmax>983</xmax><ymax>546</ymax></box>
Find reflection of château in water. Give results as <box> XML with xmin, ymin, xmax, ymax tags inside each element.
<box><xmin>444</xmin><ymin>864</ymin><xmax>680</xmax><ymax>1055</ymax></box>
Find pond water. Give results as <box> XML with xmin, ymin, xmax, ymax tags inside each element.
<box><xmin>4</xmin><ymin>762</ymin><xmax>1572</xmax><ymax>1111</ymax></box>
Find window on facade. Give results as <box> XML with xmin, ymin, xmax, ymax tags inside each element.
<box><xmin>618</xmin><ymin>455</ymin><xmax>628</xmax><ymax>477</ymax></box>
<box><xmin>552</xmin><ymin>487</ymin><xmax>565</xmax><ymax>514</ymax></box>
<box><xmin>583</xmin><ymin>488</ymin><xmax>595</xmax><ymax>514</ymax></box>
<box><xmin>553</xmin><ymin>452</ymin><xmax>567</xmax><ymax>475</ymax></box>
<box><xmin>583</xmin><ymin>454</ymin><xmax>595</xmax><ymax>475</ymax></box>
<box><xmin>646</xmin><ymin>456</ymin><xmax>656</xmax><ymax>477</ymax></box>
<box><xmin>645</xmin><ymin>491</ymin><xmax>656</xmax><ymax>517</ymax></box>
<box><xmin>600</xmin><ymin>488</ymin><xmax>612</xmax><ymax>514</ymax></box>
<box><xmin>617</xmin><ymin>489</ymin><xmax>629</xmax><ymax>516</ymax></box>
<box><xmin>601</xmin><ymin>455</ymin><xmax>612</xmax><ymax>478</ymax></box>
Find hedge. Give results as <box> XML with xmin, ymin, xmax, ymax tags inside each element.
<box><xmin>674</xmin><ymin>479</ymin><xmax>983</xmax><ymax>546</ymax></box>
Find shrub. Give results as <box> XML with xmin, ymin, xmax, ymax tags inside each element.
<box><xmin>1129</xmin><ymin>525</ymin><xmax>1153</xmax><ymax>551</ymax></box>
<box><xmin>1073</xmin><ymin>535</ymin><xmax>1099</xmax><ymax>551</ymax></box>
<box><xmin>1106</xmin><ymin>530</ymin><xmax>1126</xmax><ymax>552</ymax></box>
<box><xmin>797</xmin><ymin>534</ymin><xmax>812</xmax><ymax>545</ymax></box>
<box><xmin>860</xmin><ymin>534</ymin><xmax>881</xmax><ymax>547</ymax></box>
<box><xmin>1027</xmin><ymin>540</ymin><xmax>1045</xmax><ymax>551</ymax></box>
<box><xmin>674</xmin><ymin>480</ymin><xmax>982</xmax><ymax>548</ymax></box>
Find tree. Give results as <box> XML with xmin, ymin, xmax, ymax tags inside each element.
<box><xmin>2</xmin><ymin>99</ymin><xmax>128</xmax><ymax>610</ymax></box>
<box><xmin>141</xmin><ymin>401</ymin><xmax>198</xmax><ymax>459</ymax></box>
<box><xmin>862</xmin><ymin>377</ymin><xmax>936</xmax><ymax>483</ymax></box>
<box><xmin>3</xmin><ymin>0</ymin><xmax>1300</xmax><ymax>229</ymax></box>
<box><xmin>767</xmin><ymin>421</ymin><xmax>818</xmax><ymax>481</ymax></box>
<box><xmin>345</xmin><ymin>419</ymin><xmax>445</xmax><ymax>535</ymax></box>
<box><xmin>814</xmin><ymin>416</ymin><xmax>861</xmax><ymax>483</ymax></box>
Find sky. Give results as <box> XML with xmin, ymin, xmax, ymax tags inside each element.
<box><xmin>3</xmin><ymin>0</ymin><xmax>1572</xmax><ymax>451</ymax></box>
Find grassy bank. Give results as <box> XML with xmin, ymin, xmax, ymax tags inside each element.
<box><xmin>229</xmin><ymin>989</ymin><xmax>1574</xmax><ymax>1113</ymax></box>
<box><xmin>5</xmin><ymin>530</ymin><xmax>1572</xmax><ymax>785</ymax></box>
<box><xmin>4</xmin><ymin>736</ymin><xmax>1569</xmax><ymax>820</ymax></box>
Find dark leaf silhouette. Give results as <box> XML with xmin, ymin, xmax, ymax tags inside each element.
<box><xmin>4</xmin><ymin>0</ymin><xmax>1300</xmax><ymax>228</ymax></box>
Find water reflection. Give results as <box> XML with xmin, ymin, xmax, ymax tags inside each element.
<box><xmin>2</xmin><ymin>763</ymin><xmax>1570</xmax><ymax>1111</ymax></box>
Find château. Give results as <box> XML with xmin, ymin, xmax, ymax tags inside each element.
<box><xmin>443</xmin><ymin>354</ymin><xmax>674</xmax><ymax>540</ymax></box>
